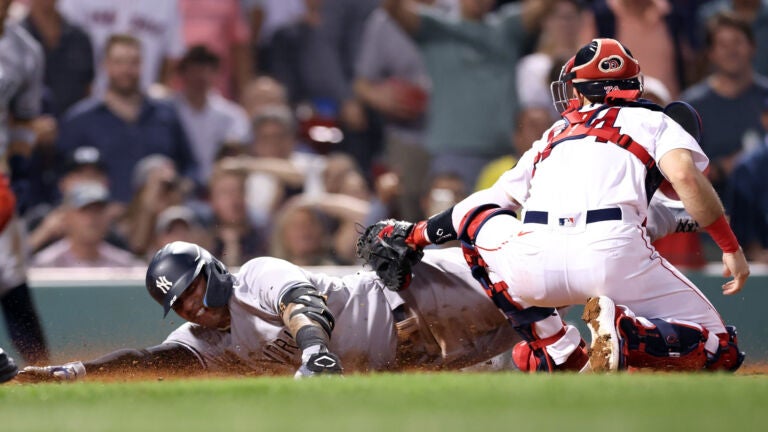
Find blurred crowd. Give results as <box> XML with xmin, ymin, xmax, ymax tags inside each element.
<box><xmin>2</xmin><ymin>0</ymin><xmax>768</xmax><ymax>278</ymax></box>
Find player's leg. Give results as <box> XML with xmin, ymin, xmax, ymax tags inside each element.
<box><xmin>581</xmin><ymin>228</ymin><xmax>743</xmax><ymax>372</ymax></box>
<box><xmin>583</xmin><ymin>295</ymin><xmax>743</xmax><ymax>372</ymax></box>
<box><xmin>458</xmin><ymin>205</ymin><xmax>587</xmax><ymax>372</ymax></box>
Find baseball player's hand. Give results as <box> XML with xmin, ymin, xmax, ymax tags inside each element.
<box><xmin>721</xmin><ymin>249</ymin><xmax>750</xmax><ymax>296</ymax></box>
<box><xmin>16</xmin><ymin>361</ymin><xmax>86</xmax><ymax>383</ymax></box>
<box><xmin>295</xmin><ymin>346</ymin><xmax>343</xmax><ymax>379</ymax></box>
<box><xmin>0</xmin><ymin>348</ymin><xmax>18</xmax><ymax>384</ymax></box>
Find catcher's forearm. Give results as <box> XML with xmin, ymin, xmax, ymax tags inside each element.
<box><xmin>82</xmin><ymin>343</ymin><xmax>203</xmax><ymax>376</ymax></box>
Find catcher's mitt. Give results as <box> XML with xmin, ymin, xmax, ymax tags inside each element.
<box><xmin>356</xmin><ymin>220</ymin><xmax>425</xmax><ymax>291</ymax></box>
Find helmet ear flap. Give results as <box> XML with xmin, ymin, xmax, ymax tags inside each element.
<box><xmin>203</xmin><ymin>258</ymin><xmax>234</xmax><ymax>308</ymax></box>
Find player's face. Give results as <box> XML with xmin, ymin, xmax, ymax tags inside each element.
<box><xmin>105</xmin><ymin>43</ymin><xmax>142</xmax><ymax>96</ymax></box>
<box><xmin>172</xmin><ymin>276</ymin><xmax>231</xmax><ymax>329</ymax></box>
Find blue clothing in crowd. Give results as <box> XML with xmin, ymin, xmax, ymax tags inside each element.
<box><xmin>57</xmin><ymin>97</ymin><xmax>198</xmax><ymax>203</ymax></box>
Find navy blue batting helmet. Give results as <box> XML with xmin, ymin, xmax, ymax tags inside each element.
<box><xmin>146</xmin><ymin>241</ymin><xmax>234</xmax><ymax>317</ymax></box>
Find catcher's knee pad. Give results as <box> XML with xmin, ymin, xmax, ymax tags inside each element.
<box><xmin>618</xmin><ymin>313</ymin><xmax>711</xmax><ymax>371</ymax></box>
<box><xmin>705</xmin><ymin>326</ymin><xmax>745</xmax><ymax>372</ymax></box>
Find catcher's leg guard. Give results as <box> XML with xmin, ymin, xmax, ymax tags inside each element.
<box><xmin>583</xmin><ymin>296</ymin><xmax>737</xmax><ymax>372</ymax></box>
<box><xmin>459</xmin><ymin>205</ymin><xmax>587</xmax><ymax>373</ymax></box>
<box><xmin>512</xmin><ymin>332</ymin><xmax>589</xmax><ymax>373</ymax></box>
<box><xmin>705</xmin><ymin>326</ymin><xmax>745</xmax><ymax>372</ymax></box>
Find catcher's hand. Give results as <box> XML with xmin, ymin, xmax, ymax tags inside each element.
<box><xmin>295</xmin><ymin>347</ymin><xmax>343</xmax><ymax>379</ymax></box>
<box><xmin>0</xmin><ymin>348</ymin><xmax>18</xmax><ymax>384</ymax></box>
<box><xmin>16</xmin><ymin>361</ymin><xmax>86</xmax><ymax>383</ymax></box>
<box><xmin>356</xmin><ymin>220</ymin><xmax>425</xmax><ymax>291</ymax></box>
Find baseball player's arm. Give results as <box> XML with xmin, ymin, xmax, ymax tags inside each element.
<box><xmin>17</xmin><ymin>343</ymin><xmax>203</xmax><ymax>382</ymax></box>
<box><xmin>659</xmin><ymin>148</ymin><xmax>750</xmax><ymax>294</ymax></box>
<box><xmin>278</xmin><ymin>285</ymin><xmax>342</xmax><ymax>377</ymax></box>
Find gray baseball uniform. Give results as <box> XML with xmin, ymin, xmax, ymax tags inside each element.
<box><xmin>0</xmin><ymin>20</ymin><xmax>43</xmax><ymax>159</ymax></box>
<box><xmin>165</xmin><ymin>247</ymin><xmax>519</xmax><ymax>374</ymax></box>
<box><xmin>0</xmin><ymin>21</ymin><xmax>43</xmax><ymax>295</ymax></box>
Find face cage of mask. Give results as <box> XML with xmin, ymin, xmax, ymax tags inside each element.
<box><xmin>550</xmin><ymin>79</ymin><xmax>574</xmax><ymax>114</ymax></box>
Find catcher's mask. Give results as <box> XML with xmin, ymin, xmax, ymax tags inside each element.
<box><xmin>551</xmin><ymin>38</ymin><xmax>643</xmax><ymax>113</ymax></box>
<box><xmin>146</xmin><ymin>241</ymin><xmax>234</xmax><ymax>317</ymax></box>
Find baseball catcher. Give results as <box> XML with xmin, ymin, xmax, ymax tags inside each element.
<box><xmin>358</xmin><ymin>39</ymin><xmax>748</xmax><ymax>374</ymax></box>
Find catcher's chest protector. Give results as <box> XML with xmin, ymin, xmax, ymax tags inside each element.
<box><xmin>534</xmin><ymin>106</ymin><xmax>664</xmax><ymax>203</ymax></box>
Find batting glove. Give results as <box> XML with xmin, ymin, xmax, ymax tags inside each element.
<box><xmin>18</xmin><ymin>361</ymin><xmax>86</xmax><ymax>382</ymax></box>
<box><xmin>295</xmin><ymin>345</ymin><xmax>343</xmax><ymax>379</ymax></box>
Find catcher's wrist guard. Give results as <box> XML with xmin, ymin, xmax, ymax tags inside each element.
<box><xmin>356</xmin><ymin>220</ymin><xmax>425</xmax><ymax>291</ymax></box>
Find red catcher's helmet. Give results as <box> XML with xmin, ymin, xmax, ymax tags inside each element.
<box><xmin>551</xmin><ymin>38</ymin><xmax>642</xmax><ymax>113</ymax></box>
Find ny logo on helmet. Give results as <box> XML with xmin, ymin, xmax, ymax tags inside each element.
<box><xmin>599</xmin><ymin>55</ymin><xmax>624</xmax><ymax>73</ymax></box>
<box><xmin>156</xmin><ymin>276</ymin><xmax>173</xmax><ymax>294</ymax></box>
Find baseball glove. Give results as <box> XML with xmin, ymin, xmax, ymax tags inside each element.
<box><xmin>356</xmin><ymin>220</ymin><xmax>424</xmax><ymax>291</ymax></box>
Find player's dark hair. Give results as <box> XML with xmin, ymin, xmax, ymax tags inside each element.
<box><xmin>705</xmin><ymin>11</ymin><xmax>755</xmax><ymax>49</ymax></box>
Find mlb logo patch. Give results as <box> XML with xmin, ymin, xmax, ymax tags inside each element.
<box><xmin>558</xmin><ymin>217</ymin><xmax>576</xmax><ymax>227</ymax></box>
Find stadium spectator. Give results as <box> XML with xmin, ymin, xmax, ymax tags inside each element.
<box><xmin>56</xmin><ymin>34</ymin><xmax>198</xmax><ymax>204</ymax></box>
<box><xmin>118</xmin><ymin>154</ymin><xmax>193</xmax><ymax>256</ymax></box>
<box><xmin>22</xmin><ymin>0</ymin><xmax>94</xmax><ymax>118</ymax></box>
<box><xmin>150</xmin><ymin>205</ymin><xmax>211</xmax><ymax>260</ymax></box>
<box><xmin>421</xmin><ymin>171</ymin><xmax>466</xmax><ymax>222</ymax></box>
<box><xmin>354</xmin><ymin>0</ymin><xmax>432</xmax><ymax>221</ymax></box>
<box><xmin>270</xmin><ymin>191</ymin><xmax>369</xmax><ymax>266</ymax></box>
<box><xmin>516</xmin><ymin>0</ymin><xmax>586</xmax><ymax>115</ymax></box>
<box><xmin>173</xmin><ymin>45</ymin><xmax>251</xmax><ymax>183</ymax></box>
<box><xmin>206</xmin><ymin>166</ymin><xmax>268</xmax><ymax>267</ymax></box>
<box><xmin>386</xmin><ymin>0</ymin><xmax>531</xmax><ymax>191</ymax></box>
<box><xmin>58</xmin><ymin>0</ymin><xmax>185</xmax><ymax>92</ymax></box>
<box><xmin>268</xmin><ymin>0</ymin><xmax>380</xmax><ymax>171</ymax></box>
<box><xmin>699</xmin><ymin>0</ymin><xmax>768</xmax><ymax>77</ymax></box>
<box><xmin>270</xmin><ymin>199</ymin><xmax>336</xmax><ymax>266</ymax></box>
<box><xmin>26</xmin><ymin>146</ymin><xmax>112</xmax><ymax>253</ymax></box>
<box><xmin>179</xmin><ymin>0</ymin><xmax>252</xmax><ymax>99</ymax></box>
<box><xmin>31</xmin><ymin>182</ymin><xmax>141</xmax><ymax>267</ymax></box>
<box><xmin>681</xmin><ymin>11</ymin><xmax>768</xmax><ymax>199</ymax></box>
<box><xmin>474</xmin><ymin>105</ymin><xmax>556</xmax><ymax>191</ymax></box>
<box><xmin>239</xmin><ymin>75</ymin><xmax>289</xmax><ymax>118</ymax></box>
<box><xmin>0</xmin><ymin>0</ymin><xmax>48</xmax><ymax>365</ymax></box>
<box><xmin>220</xmin><ymin>106</ymin><xmax>326</xmax><ymax>227</ymax></box>
<box><xmin>726</xmin><ymin>96</ymin><xmax>768</xmax><ymax>263</ymax></box>
<box><xmin>241</xmin><ymin>0</ymin><xmax>305</xmax><ymax>73</ymax></box>
<box><xmin>582</xmin><ymin>0</ymin><xmax>682</xmax><ymax>98</ymax></box>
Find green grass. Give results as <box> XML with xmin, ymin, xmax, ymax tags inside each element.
<box><xmin>2</xmin><ymin>372</ymin><xmax>768</xmax><ymax>432</ymax></box>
